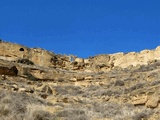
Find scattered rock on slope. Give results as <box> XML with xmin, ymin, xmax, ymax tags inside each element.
<box><xmin>1</xmin><ymin>41</ymin><xmax>160</xmax><ymax>119</ymax></box>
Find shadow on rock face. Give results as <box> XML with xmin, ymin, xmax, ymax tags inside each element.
<box><xmin>0</xmin><ymin>66</ymin><xmax>18</xmax><ymax>76</ymax></box>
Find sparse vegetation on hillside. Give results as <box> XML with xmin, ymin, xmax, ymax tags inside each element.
<box><xmin>1</xmin><ymin>42</ymin><xmax>160</xmax><ymax>119</ymax></box>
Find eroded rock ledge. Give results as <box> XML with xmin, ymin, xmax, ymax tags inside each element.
<box><xmin>1</xmin><ymin>41</ymin><xmax>160</xmax><ymax>72</ymax></box>
<box><xmin>1</xmin><ymin>40</ymin><xmax>160</xmax><ymax>120</ymax></box>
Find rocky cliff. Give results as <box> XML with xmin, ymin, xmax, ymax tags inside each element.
<box><xmin>0</xmin><ymin>40</ymin><xmax>160</xmax><ymax>120</ymax></box>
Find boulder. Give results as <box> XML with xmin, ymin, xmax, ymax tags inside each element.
<box><xmin>69</xmin><ymin>78</ymin><xmax>77</xmax><ymax>82</ymax></box>
<box><xmin>85</xmin><ymin>76</ymin><xmax>93</xmax><ymax>80</ymax></box>
<box><xmin>76</xmin><ymin>76</ymin><xmax>85</xmax><ymax>81</ymax></box>
<box><xmin>146</xmin><ymin>95</ymin><xmax>160</xmax><ymax>108</ymax></box>
<box><xmin>132</xmin><ymin>96</ymin><xmax>147</xmax><ymax>105</ymax></box>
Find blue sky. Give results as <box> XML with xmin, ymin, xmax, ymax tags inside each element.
<box><xmin>0</xmin><ymin>0</ymin><xmax>160</xmax><ymax>58</ymax></box>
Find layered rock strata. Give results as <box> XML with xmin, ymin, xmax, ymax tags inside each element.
<box><xmin>0</xmin><ymin>40</ymin><xmax>160</xmax><ymax>120</ymax></box>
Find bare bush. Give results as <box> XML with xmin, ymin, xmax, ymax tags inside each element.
<box><xmin>53</xmin><ymin>86</ymin><xmax>83</xmax><ymax>96</ymax></box>
<box><xmin>0</xmin><ymin>89</ymin><xmax>55</xmax><ymax>120</ymax></box>
<box><xmin>55</xmin><ymin>107</ymin><xmax>89</xmax><ymax>120</ymax></box>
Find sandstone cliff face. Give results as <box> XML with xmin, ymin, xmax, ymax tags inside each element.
<box><xmin>0</xmin><ymin>41</ymin><xmax>54</xmax><ymax>67</ymax></box>
<box><xmin>1</xmin><ymin>40</ymin><xmax>160</xmax><ymax>120</ymax></box>
<box><xmin>1</xmin><ymin>41</ymin><xmax>160</xmax><ymax>71</ymax></box>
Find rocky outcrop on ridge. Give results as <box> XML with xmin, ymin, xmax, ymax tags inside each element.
<box><xmin>1</xmin><ymin>40</ymin><xmax>160</xmax><ymax>120</ymax></box>
<box><xmin>1</xmin><ymin>41</ymin><xmax>160</xmax><ymax>71</ymax></box>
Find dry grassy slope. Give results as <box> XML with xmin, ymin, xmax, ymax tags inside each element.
<box><xmin>0</xmin><ymin>41</ymin><xmax>160</xmax><ymax>120</ymax></box>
